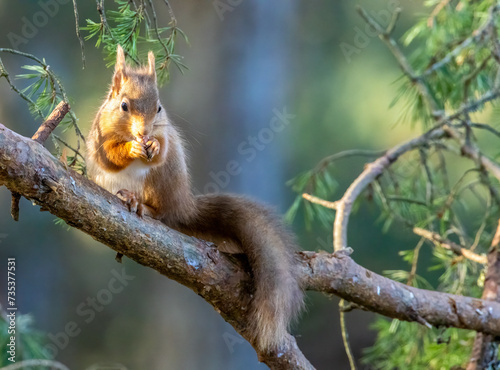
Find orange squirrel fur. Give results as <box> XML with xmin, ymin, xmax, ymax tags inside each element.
<box><xmin>86</xmin><ymin>45</ymin><xmax>304</xmax><ymax>351</ymax></box>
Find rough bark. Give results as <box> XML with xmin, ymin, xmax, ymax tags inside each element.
<box><xmin>2</xmin><ymin>123</ymin><xmax>500</xmax><ymax>368</ymax></box>
<box><xmin>299</xmin><ymin>250</ymin><xmax>500</xmax><ymax>334</ymax></box>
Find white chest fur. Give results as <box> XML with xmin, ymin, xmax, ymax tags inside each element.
<box><xmin>93</xmin><ymin>160</ymin><xmax>151</xmax><ymax>196</ymax></box>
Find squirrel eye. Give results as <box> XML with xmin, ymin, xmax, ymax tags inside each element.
<box><xmin>121</xmin><ymin>102</ymin><xmax>128</xmax><ymax>112</ymax></box>
<box><xmin>157</xmin><ymin>105</ymin><xmax>162</xmax><ymax>114</ymax></box>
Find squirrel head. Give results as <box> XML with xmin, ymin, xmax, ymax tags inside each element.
<box><xmin>102</xmin><ymin>45</ymin><xmax>166</xmax><ymax>141</ymax></box>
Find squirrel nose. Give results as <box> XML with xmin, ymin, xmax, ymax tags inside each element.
<box><xmin>131</xmin><ymin>119</ymin><xmax>149</xmax><ymax>138</ymax></box>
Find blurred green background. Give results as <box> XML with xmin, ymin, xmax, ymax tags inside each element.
<box><xmin>0</xmin><ymin>1</ymin><xmax>431</xmax><ymax>369</ymax></box>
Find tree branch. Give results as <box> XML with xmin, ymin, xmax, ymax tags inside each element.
<box><xmin>10</xmin><ymin>101</ymin><xmax>70</xmax><ymax>221</ymax></box>
<box><xmin>299</xmin><ymin>250</ymin><xmax>500</xmax><ymax>335</ymax></box>
<box><xmin>0</xmin><ymin>123</ymin><xmax>312</xmax><ymax>370</ymax></box>
<box><xmin>31</xmin><ymin>101</ymin><xmax>70</xmax><ymax>144</ymax></box>
<box><xmin>3</xmin><ymin>124</ymin><xmax>500</xmax><ymax>367</ymax></box>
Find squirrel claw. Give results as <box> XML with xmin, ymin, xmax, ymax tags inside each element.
<box><xmin>116</xmin><ymin>189</ymin><xmax>143</xmax><ymax>216</ymax></box>
<box><xmin>130</xmin><ymin>140</ymin><xmax>148</xmax><ymax>160</ymax></box>
<box><xmin>145</xmin><ymin>138</ymin><xmax>160</xmax><ymax>161</ymax></box>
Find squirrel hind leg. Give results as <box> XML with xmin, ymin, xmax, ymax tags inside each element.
<box><xmin>117</xmin><ymin>189</ymin><xmax>141</xmax><ymax>214</ymax></box>
<box><xmin>116</xmin><ymin>189</ymin><xmax>156</xmax><ymax>218</ymax></box>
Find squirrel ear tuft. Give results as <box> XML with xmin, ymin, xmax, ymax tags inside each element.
<box><xmin>148</xmin><ymin>51</ymin><xmax>156</xmax><ymax>81</ymax></box>
<box><xmin>115</xmin><ymin>45</ymin><xmax>126</xmax><ymax>72</ymax></box>
<box><xmin>111</xmin><ymin>45</ymin><xmax>128</xmax><ymax>96</ymax></box>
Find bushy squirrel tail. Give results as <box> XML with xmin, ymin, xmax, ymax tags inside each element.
<box><xmin>188</xmin><ymin>194</ymin><xmax>304</xmax><ymax>350</ymax></box>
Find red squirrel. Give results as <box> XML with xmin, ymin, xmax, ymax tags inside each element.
<box><xmin>86</xmin><ymin>45</ymin><xmax>304</xmax><ymax>351</ymax></box>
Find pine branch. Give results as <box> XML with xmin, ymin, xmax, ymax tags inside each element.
<box><xmin>162</xmin><ymin>0</ymin><xmax>176</xmax><ymax>26</ymax></box>
<box><xmin>71</xmin><ymin>0</ymin><xmax>86</xmax><ymax>68</ymax></box>
<box><xmin>443</xmin><ymin>125</ymin><xmax>500</xmax><ymax>181</ymax></box>
<box><xmin>302</xmin><ymin>193</ymin><xmax>338</xmax><ymax>210</ymax></box>
<box><xmin>355</xmin><ymin>8</ymin><xmax>500</xmax><ymax>365</ymax></box>
<box><xmin>413</xmin><ymin>227</ymin><xmax>487</xmax><ymax>264</ymax></box>
<box><xmin>356</xmin><ymin>6</ymin><xmax>441</xmax><ymax>115</ymax></box>
<box><xmin>0</xmin><ymin>58</ymin><xmax>44</xmax><ymax>119</ymax></box>
<box><xmin>313</xmin><ymin>149</ymin><xmax>387</xmax><ymax>172</ymax></box>
<box><xmin>332</xmin><ymin>128</ymin><xmax>447</xmax><ymax>251</ymax></box>
<box><xmin>423</xmin><ymin>4</ymin><xmax>500</xmax><ymax>77</ymax></box>
<box><xmin>52</xmin><ymin>134</ymin><xmax>85</xmax><ymax>162</ymax></box>
<box><xmin>95</xmin><ymin>0</ymin><xmax>140</xmax><ymax>65</ymax></box>
<box><xmin>147</xmin><ymin>0</ymin><xmax>171</xmax><ymax>58</ymax></box>
<box><xmin>0</xmin><ymin>48</ymin><xmax>85</xmax><ymax>143</ymax></box>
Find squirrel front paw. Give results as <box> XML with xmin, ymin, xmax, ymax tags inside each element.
<box><xmin>129</xmin><ymin>140</ymin><xmax>148</xmax><ymax>160</ymax></box>
<box><xmin>116</xmin><ymin>189</ymin><xmax>144</xmax><ymax>217</ymax></box>
<box><xmin>144</xmin><ymin>137</ymin><xmax>160</xmax><ymax>161</ymax></box>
